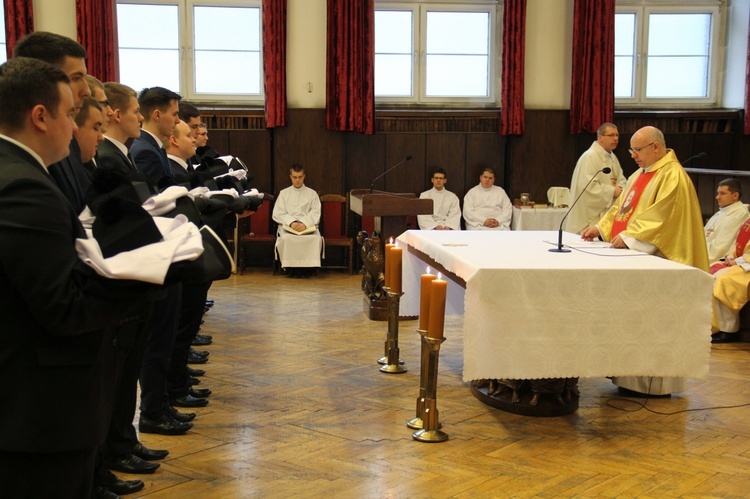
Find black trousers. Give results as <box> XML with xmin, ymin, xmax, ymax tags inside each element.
<box><xmin>0</xmin><ymin>447</ymin><xmax>97</xmax><ymax>499</ymax></box>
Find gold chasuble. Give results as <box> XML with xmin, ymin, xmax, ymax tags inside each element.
<box><xmin>597</xmin><ymin>149</ymin><xmax>709</xmax><ymax>272</ymax></box>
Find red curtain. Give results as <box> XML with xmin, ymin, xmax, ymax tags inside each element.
<box><xmin>570</xmin><ymin>0</ymin><xmax>615</xmax><ymax>134</ymax></box>
<box><xmin>325</xmin><ymin>0</ymin><xmax>375</xmax><ymax>134</ymax></box>
<box><xmin>3</xmin><ymin>0</ymin><xmax>34</xmax><ymax>60</ymax></box>
<box><xmin>264</xmin><ymin>0</ymin><xmax>287</xmax><ymax>128</ymax></box>
<box><xmin>500</xmin><ymin>0</ymin><xmax>526</xmax><ymax>136</ymax></box>
<box><xmin>76</xmin><ymin>0</ymin><xmax>118</xmax><ymax>81</ymax></box>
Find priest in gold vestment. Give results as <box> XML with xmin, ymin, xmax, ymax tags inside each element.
<box><xmin>582</xmin><ymin>126</ymin><xmax>709</xmax><ymax>396</ymax></box>
<box><xmin>711</xmin><ymin>218</ymin><xmax>750</xmax><ymax>343</ymax></box>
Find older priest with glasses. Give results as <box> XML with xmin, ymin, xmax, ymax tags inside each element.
<box><xmin>581</xmin><ymin>125</ymin><xmax>709</xmax><ymax>397</ymax></box>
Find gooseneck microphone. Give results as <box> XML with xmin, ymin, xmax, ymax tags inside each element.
<box><xmin>369</xmin><ymin>155</ymin><xmax>413</xmax><ymax>193</ymax></box>
<box><xmin>681</xmin><ymin>152</ymin><xmax>707</xmax><ymax>166</ymax></box>
<box><xmin>549</xmin><ymin>166</ymin><xmax>612</xmax><ymax>253</ymax></box>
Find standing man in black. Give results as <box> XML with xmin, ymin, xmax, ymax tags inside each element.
<box><xmin>0</xmin><ymin>57</ymin><xmax>149</xmax><ymax>498</ymax></box>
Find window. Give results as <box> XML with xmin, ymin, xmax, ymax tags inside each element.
<box><xmin>375</xmin><ymin>1</ymin><xmax>498</xmax><ymax>105</ymax></box>
<box><xmin>116</xmin><ymin>0</ymin><xmax>262</xmax><ymax>103</ymax></box>
<box><xmin>0</xmin><ymin>10</ymin><xmax>6</xmax><ymax>64</ymax></box>
<box><xmin>615</xmin><ymin>2</ymin><xmax>721</xmax><ymax>106</ymax></box>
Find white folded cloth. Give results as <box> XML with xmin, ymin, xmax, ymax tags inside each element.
<box><xmin>214</xmin><ymin>169</ymin><xmax>247</xmax><ymax>181</ymax></box>
<box><xmin>75</xmin><ymin>215</ymin><xmax>204</xmax><ymax>284</ymax></box>
<box><xmin>547</xmin><ymin>187</ymin><xmax>570</xmax><ymax>207</ymax></box>
<box><xmin>142</xmin><ymin>186</ymin><xmax>190</xmax><ymax>216</ymax></box>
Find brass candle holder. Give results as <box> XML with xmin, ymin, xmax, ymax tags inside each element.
<box><xmin>379</xmin><ymin>287</ymin><xmax>407</xmax><ymax>374</ymax></box>
<box><xmin>407</xmin><ymin>328</ymin><xmax>436</xmax><ymax>430</ymax></box>
<box><xmin>412</xmin><ymin>335</ymin><xmax>448</xmax><ymax>442</ymax></box>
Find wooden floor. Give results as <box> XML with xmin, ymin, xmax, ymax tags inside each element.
<box><xmin>130</xmin><ymin>268</ymin><xmax>750</xmax><ymax>498</ymax></box>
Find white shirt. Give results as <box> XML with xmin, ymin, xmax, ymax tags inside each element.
<box><xmin>463</xmin><ymin>184</ymin><xmax>512</xmax><ymax>230</ymax></box>
<box><xmin>272</xmin><ymin>184</ymin><xmax>321</xmax><ymax>229</ymax></box>
<box><xmin>704</xmin><ymin>201</ymin><xmax>750</xmax><ymax>262</ymax></box>
<box><xmin>418</xmin><ymin>187</ymin><xmax>461</xmax><ymax>230</ymax></box>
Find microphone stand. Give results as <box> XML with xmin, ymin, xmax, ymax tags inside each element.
<box><xmin>549</xmin><ymin>166</ymin><xmax>611</xmax><ymax>253</ymax></box>
<box><xmin>370</xmin><ymin>156</ymin><xmax>412</xmax><ymax>193</ymax></box>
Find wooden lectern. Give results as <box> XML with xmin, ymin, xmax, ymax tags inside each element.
<box><xmin>350</xmin><ymin>189</ymin><xmax>433</xmax><ymax>320</ymax></box>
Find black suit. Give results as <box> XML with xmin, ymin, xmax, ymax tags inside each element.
<box><xmin>0</xmin><ymin>138</ymin><xmax>149</xmax><ymax>497</ymax></box>
<box><xmin>130</xmin><ymin>129</ymin><xmax>172</xmax><ymax>185</ymax></box>
<box><xmin>48</xmin><ymin>138</ymin><xmax>91</xmax><ymax>214</ymax></box>
<box><xmin>98</xmin><ymin>137</ymin><xmax>138</xmax><ymax>175</ymax></box>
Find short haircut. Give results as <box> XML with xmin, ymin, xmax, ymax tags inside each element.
<box><xmin>75</xmin><ymin>96</ymin><xmax>102</xmax><ymax>127</ymax></box>
<box><xmin>597</xmin><ymin>122</ymin><xmax>617</xmax><ymax>136</ymax></box>
<box><xmin>179</xmin><ymin>102</ymin><xmax>200</xmax><ymax>122</ymax></box>
<box><xmin>480</xmin><ymin>167</ymin><xmax>495</xmax><ymax>176</ymax></box>
<box><xmin>138</xmin><ymin>87</ymin><xmax>181</xmax><ymax>121</ymax></box>
<box><xmin>13</xmin><ymin>31</ymin><xmax>87</xmax><ymax>67</ymax></box>
<box><xmin>103</xmin><ymin>82</ymin><xmax>137</xmax><ymax>112</ymax></box>
<box><xmin>290</xmin><ymin>164</ymin><xmax>304</xmax><ymax>174</ymax></box>
<box><xmin>198</xmin><ymin>123</ymin><xmax>207</xmax><ymax>129</ymax></box>
<box><xmin>85</xmin><ymin>74</ymin><xmax>105</xmax><ymax>95</ymax></box>
<box><xmin>432</xmin><ymin>167</ymin><xmax>447</xmax><ymax>178</ymax></box>
<box><xmin>0</xmin><ymin>57</ymin><xmax>70</xmax><ymax>130</ymax></box>
<box><xmin>719</xmin><ymin>178</ymin><xmax>742</xmax><ymax>198</ymax></box>
<box><xmin>172</xmin><ymin>120</ymin><xmax>189</xmax><ymax>139</ymax></box>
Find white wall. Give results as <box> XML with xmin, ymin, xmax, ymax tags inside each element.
<box><xmin>723</xmin><ymin>0</ymin><xmax>750</xmax><ymax>108</ymax></box>
<box><xmin>33</xmin><ymin>0</ymin><xmax>76</xmax><ymax>40</ymax></box>
<box><xmin>286</xmin><ymin>0</ymin><xmax>327</xmax><ymax>108</ymax></box>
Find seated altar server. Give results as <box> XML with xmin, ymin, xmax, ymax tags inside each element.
<box><xmin>417</xmin><ymin>167</ymin><xmax>461</xmax><ymax>230</ymax></box>
<box><xmin>704</xmin><ymin>178</ymin><xmax>749</xmax><ymax>264</ymax></box>
<box><xmin>272</xmin><ymin>164</ymin><xmax>323</xmax><ymax>277</ymax></box>
<box><xmin>463</xmin><ymin>167</ymin><xmax>512</xmax><ymax>230</ymax></box>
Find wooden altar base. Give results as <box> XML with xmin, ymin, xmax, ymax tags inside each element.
<box><xmin>364</xmin><ymin>297</ymin><xmax>388</xmax><ymax>321</ymax></box>
<box><xmin>470</xmin><ymin>381</ymin><xmax>579</xmax><ymax>417</ymax></box>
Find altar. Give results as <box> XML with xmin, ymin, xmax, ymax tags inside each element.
<box><xmin>397</xmin><ymin>230</ymin><xmax>713</xmax><ymax>384</ymax></box>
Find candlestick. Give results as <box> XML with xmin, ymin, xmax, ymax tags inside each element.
<box><xmin>389</xmin><ymin>246</ymin><xmax>403</xmax><ymax>294</ymax></box>
<box><xmin>419</xmin><ymin>270</ymin><xmax>436</xmax><ymax>331</ymax></box>
<box><xmin>427</xmin><ymin>275</ymin><xmax>447</xmax><ymax>339</ymax></box>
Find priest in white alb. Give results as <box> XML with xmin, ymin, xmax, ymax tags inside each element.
<box><xmin>463</xmin><ymin>167</ymin><xmax>512</xmax><ymax>230</ymax></box>
<box><xmin>564</xmin><ymin>122</ymin><xmax>627</xmax><ymax>234</ymax></box>
<box><xmin>417</xmin><ymin>167</ymin><xmax>461</xmax><ymax>230</ymax></box>
<box><xmin>582</xmin><ymin>126</ymin><xmax>709</xmax><ymax>397</ymax></box>
<box><xmin>704</xmin><ymin>178</ymin><xmax>749</xmax><ymax>263</ymax></box>
<box><xmin>272</xmin><ymin>164</ymin><xmax>322</xmax><ymax>277</ymax></box>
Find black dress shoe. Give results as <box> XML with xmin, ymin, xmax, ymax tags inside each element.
<box><xmin>187</xmin><ymin>366</ymin><xmax>205</xmax><ymax>376</ymax></box>
<box><xmin>617</xmin><ymin>386</ymin><xmax>671</xmax><ymax>399</ymax></box>
<box><xmin>94</xmin><ymin>486</ymin><xmax>122</xmax><ymax>498</ymax></box>
<box><xmin>189</xmin><ymin>375</ymin><xmax>201</xmax><ymax>386</ymax></box>
<box><xmin>106</xmin><ymin>454</ymin><xmax>160</xmax><ymax>474</ymax></box>
<box><xmin>98</xmin><ymin>469</ymin><xmax>144</xmax><ymax>496</ymax></box>
<box><xmin>133</xmin><ymin>442</ymin><xmax>169</xmax><ymax>461</ymax></box>
<box><xmin>198</xmin><ymin>332</ymin><xmax>212</xmax><ymax>340</ymax></box>
<box><xmin>167</xmin><ymin>405</ymin><xmax>196</xmax><ymax>422</ymax></box>
<box><xmin>171</xmin><ymin>394</ymin><xmax>209</xmax><ymax>408</ymax></box>
<box><xmin>192</xmin><ymin>335</ymin><xmax>212</xmax><ymax>346</ymax></box>
<box><xmin>139</xmin><ymin>414</ymin><xmax>193</xmax><ymax>435</ymax></box>
<box><xmin>189</xmin><ymin>386</ymin><xmax>212</xmax><ymax>398</ymax></box>
<box><xmin>711</xmin><ymin>331</ymin><xmax>739</xmax><ymax>343</ymax></box>
<box><xmin>205</xmin><ymin>299</ymin><xmax>215</xmax><ymax>307</ymax></box>
<box><xmin>190</xmin><ymin>347</ymin><xmax>210</xmax><ymax>357</ymax></box>
<box><xmin>187</xmin><ymin>351</ymin><xmax>208</xmax><ymax>364</ymax></box>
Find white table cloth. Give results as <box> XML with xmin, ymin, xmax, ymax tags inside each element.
<box><xmin>397</xmin><ymin>230</ymin><xmax>713</xmax><ymax>382</ymax></box>
<box><xmin>511</xmin><ymin>206</ymin><xmax>567</xmax><ymax>231</ymax></box>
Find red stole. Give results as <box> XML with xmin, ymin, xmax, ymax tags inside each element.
<box><xmin>611</xmin><ymin>170</ymin><xmax>656</xmax><ymax>239</ymax></box>
<box><xmin>709</xmin><ymin>217</ymin><xmax>750</xmax><ymax>274</ymax></box>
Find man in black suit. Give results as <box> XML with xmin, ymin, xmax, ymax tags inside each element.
<box><xmin>0</xmin><ymin>57</ymin><xmax>150</xmax><ymax>498</ymax></box>
<box><xmin>130</xmin><ymin>86</ymin><xmax>181</xmax><ymax>186</ymax></box>
<box><xmin>13</xmin><ymin>31</ymin><xmax>93</xmax><ymax>214</ymax></box>
<box><xmin>98</xmin><ymin>82</ymin><xmax>143</xmax><ymax>176</ymax></box>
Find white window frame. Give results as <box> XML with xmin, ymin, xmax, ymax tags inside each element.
<box><xmin>116</xmin><ymin>0</ymin><xmax>263</xmax><ymax>104</ymax></box>
<box><xmin>0</xmin><ymin>9</ymin><xmax>7</xmax><ymax>65</ymax></box>
<box><xmin>375</xmin><ymin>0</ymin><xmax>500</xmax><ymax>106</ymax></box>
<box><xmin>615</xmin><ymin>0</ymin><xmax>723</xmax><ymax>108</ymax></box>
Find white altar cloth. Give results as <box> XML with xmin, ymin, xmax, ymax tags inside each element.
<box><xmin>397</xmin><ymin>230</ymin><xmax>713</xmax><ymax>382</ymax></box>
<box><xmin>511</xmin><ymin>206</ymin><xmax>568</xmax><ymax>231</ymax></box>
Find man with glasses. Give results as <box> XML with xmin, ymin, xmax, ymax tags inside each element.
<box><xmin>581</xmin><ymin>125</ymin><xmax>708</xmax><ymax>397</ymax></box>
<box><xmin>417</xmin><ymin>167</ymin><xmax>461</xmax><ymax>230</ymax></box>
<box><xmin>564</xmin><ymin>123</ymin><xmax>626</xmax><ymax>234</ymax></box>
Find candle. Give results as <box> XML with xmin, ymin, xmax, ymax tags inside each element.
<box><xmin>389</xmin><ymin>246</ymin><xmax>403</xmax><ymax>294</ymax></box>
<box><xmin>427</xmin><ymin>274</ymin><xmax>447</xmax><ymax>339</ymax></box>
<box><xmin>419</xmin><ymin>268</ymin><xmax>436</xmax><ymax>331</ymax></box>
<box><xmin>384</xmin><ymin>240</ymin><xmax>394</xmax><ymax>288</ymax></box>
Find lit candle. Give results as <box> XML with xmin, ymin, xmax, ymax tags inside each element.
<box><xmin>389</xmin><ymin>246</ymin><xmax>403</xmax><ymax>294</ymax></box>
<box><xmin>427</xmin><ymin>273</ymin><xmax>447</xmax><ymax>339</ymax></box>
<box><xmin>419</xmin><ymin>267</ymin><xmax>436</xmax><ymax>331</ymax></box>
<box><xmin>384</xmin><ymin>239</ymin><xmax>394</xmax><ymax>288</ymax></box>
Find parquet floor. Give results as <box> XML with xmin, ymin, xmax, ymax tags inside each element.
<box><xmin>130</xmin><ymin>268</ymin><xmax>750</xmax><ymax>498</ymax></box>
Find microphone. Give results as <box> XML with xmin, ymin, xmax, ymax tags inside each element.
<box><xmin>549</xmin><ymin>166</ymin><xmax>612</xmax><ymax>253</ymax></box>
<box><xmin>682</xmin><ymin>152</ymin><xmax>707</xmax><ymax>166</ymax></box>
<box><xmin>369</xmin><ymin>155</ymin><xmax>413</xmax><ymax>193</ymax></box>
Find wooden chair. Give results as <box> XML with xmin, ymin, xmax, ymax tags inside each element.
<box><xmin>238</xmin><ymin>198</ymin><xmax>275</xmax><ymax>275</ymax></box>
<box><xmin>320</xmin><ymin>194</ymin><xmax>355</xmax><ymax>274</ymax></box>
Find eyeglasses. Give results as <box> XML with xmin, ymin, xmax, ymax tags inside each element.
<box><xmin>628</xmin><ymin>142</ymin><xmax>654</xmax><ymax>155</ymax></box>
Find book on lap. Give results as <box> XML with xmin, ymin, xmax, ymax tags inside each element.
<box><xmin>282</xmin><ymin>224</ymin><xmax>316</xmax><ymax>236</ymax></box>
